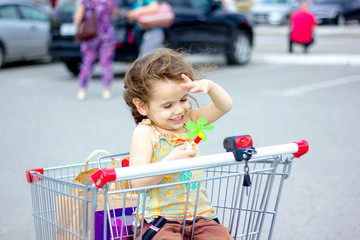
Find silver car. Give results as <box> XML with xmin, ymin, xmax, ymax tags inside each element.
<box><xmin>0</xmin><ymin>0</ymin><xmax>51</xmax><ymax>68</ymax></box>
<box><xmin>250</xmin><ymin>0</ymin><xmax>300</xmax><ymax>25</ymax></box>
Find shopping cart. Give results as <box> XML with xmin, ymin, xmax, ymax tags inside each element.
<box><xmin>26</xmin><ymin>136</ymin><xmax>309</xmax><ymax>240</ymax></box>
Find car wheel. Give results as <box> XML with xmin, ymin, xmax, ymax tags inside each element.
<box><xmin>337</xmin><ymin>14</ymin><xmax>346</xmax><ymax>25</ymax></box>
<box><xmin>64</xmin><ymin>60</ymin><xmax>81</xmax><ymax>76</ymax></box>
<box><xmin>226</xmin><ymin>30</ymin><xmax>251</xmax><ymax>65</ymax></box>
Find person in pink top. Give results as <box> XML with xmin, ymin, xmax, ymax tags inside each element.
<box><xmin>289</xmin><ymin>0</ymin><xmax>317</xmax><ymax>53</ymax></box>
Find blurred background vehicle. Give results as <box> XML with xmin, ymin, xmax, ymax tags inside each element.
<box><xmin>308</xmin><ymin>0</ymin><xmax>360</xmax><ymax>25</ymax></box>
<box><xmin>221</xmin><ymin>0</ymin><xmax>239</xmax><ymax>11</ymax></box>
<box><xmin>32</xmin><ymin>0</ymin><xmax>52</xmax><ymax>12</ymax></box>
<box><xmin>49</xmin><ymin>0</ymin><xmax>59</xmax><ymax>8</ymax></box>
<box><xmin>234</xmin><ymin>0</ymin><xmax>254</xmax><ymax>12</ymax></box>
<box><xmin>250</xmin><ymin>0</ymin><xmax>300</xmax><ymax>25</ymax></box>
<box><xmin>50</xmin><ymin>0</ymin><xmax>254</xmax><ymax>76</ymax></box>
<box><xmin>0</xmin><ymin>0</ymin><xmax>51</xmax><ymax>68</ymax></box>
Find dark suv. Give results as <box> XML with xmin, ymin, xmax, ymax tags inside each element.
<box><xmin>50</xmin><ymin>0</ymin><xmax>254</xmax><ymax>76</ymax></box>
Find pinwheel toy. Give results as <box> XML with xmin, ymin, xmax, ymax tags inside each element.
<box><xmin>185</xmin><ymin>118</ymin><xmax>214</xmax><ymax>150</ymax></box>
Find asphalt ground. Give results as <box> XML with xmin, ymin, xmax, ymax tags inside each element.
<box><xmin>187</xmin><ymin>25</ymin><xmax>360</xmax><ymax>66</ymax></box>
<box><xmin>252</xmin><ymin>25</ymin><xmax>360</xmax><ymax>65</ymax></box>
<box><xmin>1</xmin><ymin>24</ymin><xmax>359</xmax><ymax>240</ymax></box>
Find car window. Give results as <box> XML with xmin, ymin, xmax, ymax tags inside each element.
<box><xmin>0</xmin><ymin>5</ymin><xmax>21</xmax><ymax>19</ymax></box>
<box><xmin>118</xmin><ymin>0</ymin><xmax>134</xmax><ymax>7</ymax></box>
<box><xmin>312</xmin><ymin>0</ymin><xmax>343</xmax><ymax>3</ymax></box>
<box><xmin>260</xmin><ymin>0</ymin><xmax>288</xmax><ymax>3</ymax></box>
<box><xmin>164</xmin><ymin>0</ymin><xmax>191</xmax><ymax>8</ymax></box>
<box><xmin>55</xmin><ymin>0</ymin><xmax>81</xmax><ymax>13</ymax></box>
<box><xmin>18</xmin><ymin>5</ymin><xmax>48</xmax><ymax>21</ymax></box>
<box><xmin>124</xmin><ymin>0</ymin><xmax>135</xmax><ymax>6</ymax></box>
<box><xmin>189</xmin><ymin>0</ymin><xmax>211</xmax><ymax>9</ymax></box>
<box><xmin>55</xmin><ymin>0</ymin><xmax>131</xmax><ymax>12</ymax></box>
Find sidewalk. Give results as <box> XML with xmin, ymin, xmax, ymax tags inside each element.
<box><xmin>254</xmin><ymin>25</ymin><xmax>360</xmax><ymax>38</ymax></box>
<box><xmin>252</xmin><ymin>53</ymin><xmax>360</xmax><ymax>66</ymax></box>
<box><xmin>253</xmin><ymin>25</ymin><xmax>360</xmax><ymax>66</ymax></box>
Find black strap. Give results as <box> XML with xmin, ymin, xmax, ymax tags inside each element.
<box><xmin>142</xmin><ymin>216</ymin><xmax>167</xmax><ymax>240</ymax></box>
<box><xmin>141</xmin><ymin>216</ymin><xmax>219</xmax><ymax>239</ymax></box>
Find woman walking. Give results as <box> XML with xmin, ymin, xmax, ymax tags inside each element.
<box><xmin>73</xmin><ymin>0</ymin><xmax>117</xmax><ymax>100</ymax></box>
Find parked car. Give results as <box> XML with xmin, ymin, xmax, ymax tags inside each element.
<box><xmin>250</xmin><ymin>0</ymin><xmax>300</xmax><ymax>25</ymax></box>
<box><xmin>0</xmin><ymin>0</ymin><xmax>51</xmax><ymax>68</ymax></box>
<box><xmin>50</xmin><ymin>0</ymin><xmax>254</xmax><ymax>76</ymax></box>
<box><xmin>344</xmin><ymin>0</ymin><xmax>360</xmax><ymax>23</ymax></box>
<box><xmin>308</xmin><ymin>0</ymin><xmax>360</xmax><ymax>25</ymax></box>
<box><xmin>234</xmin><ymin>0</ymin><xmax>254</xmax><ymax>12</ymax></box>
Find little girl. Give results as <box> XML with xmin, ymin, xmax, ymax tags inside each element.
<box><xmin>123</xmin><ymin>48</ymin><xmax>233</xmax><ymax>240</ymax></box>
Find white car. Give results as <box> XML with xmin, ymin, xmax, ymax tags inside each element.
<box><xmin>0</xmin><ymin>0</ymin><xmax>51</xmax><ymax>68</ymax></box>
<box><xmin>250</xmin><ymin>0</ymin><xmax>300</xmax><ymax>25</ymax></box>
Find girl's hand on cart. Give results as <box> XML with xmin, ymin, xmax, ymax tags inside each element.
<box><xmin>180</xmin><ymin>74</ymin><xmax>212</xmax><ymax>95</ymax></box>
<box><xmin>164</xmin><ymin>144</ymin><xmax>196</xmax><ymax>162</ymax></box>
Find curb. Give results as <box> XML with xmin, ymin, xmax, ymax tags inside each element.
<box><xmin>252</xmin><ymin>53</ymin><xmax>360</xmax><ymax>66</ymax></box>
<box><xmin>254</xmin><ymin>25</ymin><xmax>360</xmax><ymax>38</ymax></box>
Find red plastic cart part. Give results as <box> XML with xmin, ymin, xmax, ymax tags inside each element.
<box><xmin>235</xmin><ymin>135</ymin><xmax>253</xmax><ymax>148</ymax></box>
<box><xmin>26</xmin><ymin>168</ymin><xmax>44</xmax><ymax>183</ymax></box>
<box><xmin>122</xmin><ymin>158</ymin><xmax>129</xmax><ymax>167</ymax></box>
<box><xmin>92</xmin><ymin>159</ymin><xmax>130</xmax><ymax>188</ymax></box>
<box><xmin>91</xmin><ymin>168</ymin><xmax>116</xmax><ymax>188</ymax></box>
<box><xmin>293</xmin><ymin>140</ymin><xmax>309</xmax><ymax>158</ymax></box>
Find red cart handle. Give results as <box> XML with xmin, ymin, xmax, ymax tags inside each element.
<box><xmin>293</xmin><ymin>140</ymin><xmax>309</xmax><ymax>158</ymax></box>
<box><xmin>26</xmin><ymin>168</ymin><xmax>44</xmax><ymax>183</ymax></box>
<box><xmin>91</xmin><ymin>168</ymin><xmax>116</xmax><ymax>188</ymax></box>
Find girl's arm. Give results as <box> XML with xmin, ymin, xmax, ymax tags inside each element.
<box><xmin>73</xmin><ymin>4</ymin><xmax>85</xmax><ymax>25</ymax></box>
<box><xmin>181</xmin><ymin>74</ymin><xmax>233</xmax><ymax>125</ymax></box>
<box><xmin>129</xmin><ymin>124</ymin><xmax>195</xmax><ymax>188</ymax></box>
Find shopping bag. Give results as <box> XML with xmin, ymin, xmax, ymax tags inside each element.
<box><xmin>74</xmin><ymin>9</ymin><xmax>97</xmax><ymax>42</ymax></box>
<box><xmin>136</xmin><ymin>2</ymin><xmax>174</xmax><ymax>30</ymax></box>
<box><xmin>56</xmin><ymin>150</ymin><xmax>137</xmax><ymax>239</ymax></box>
<box><xmin>95</xmin><ymin>207</ymin><xmax>136</xmax><ymax>240</ymax></box>
<box><xmin>72</xmin><ymin>149</ymin><xmax>116</xmax><ymax>185</ymax></box>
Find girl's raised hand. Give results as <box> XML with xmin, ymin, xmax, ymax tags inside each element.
<box><xmin>180</xmin><ymin>74</ymin><xmax>211</xmax><ymax>95</ymax></box>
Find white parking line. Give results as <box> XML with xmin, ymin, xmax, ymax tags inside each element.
<box><xmin>263</xmin><ymin>74</ymin><xmax>360</xmax><ymax>97</ymax></box>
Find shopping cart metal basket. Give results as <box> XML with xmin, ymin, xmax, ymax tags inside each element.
<box><xmin>26</xmin><ymin>136</ymin><xmax>309</xmax><ymax>240</ymax></box>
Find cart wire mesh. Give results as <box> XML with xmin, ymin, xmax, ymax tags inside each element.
<box><xmin>27</xmin><ymin>153</ymin><xmax>294</xmax><ymax>240</ymax></box>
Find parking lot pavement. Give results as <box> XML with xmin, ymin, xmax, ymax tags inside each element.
<box><xmin>253</xmin><ymin>25</ymin><xmax>360</xmax><ymax>65</ymax></box>
<box><xmin>191</xmin><ymin>25</ymin><xmax>360</xmax><ymax>67</ymax></box>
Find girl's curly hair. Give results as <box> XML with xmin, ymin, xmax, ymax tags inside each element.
<box><xmin>123</xmin><ymin>48</ymin><xmax>197</xmax><ymax>124</ymax></box>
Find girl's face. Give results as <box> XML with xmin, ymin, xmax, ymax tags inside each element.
<box><xmin>144</xmin><ymin>79</ymin><xmax>190</xmax><ymax>134</ymax></box>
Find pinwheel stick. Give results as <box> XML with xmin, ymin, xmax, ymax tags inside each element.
<box><xmin>186</xmin><ymin>128</ymin><xmax>206</xmax><ymax>150</ymax></box>
<box><xmin>187</xmin><ymin>136</ymin><xmax>201</xmax><ymax>149</ymax></box>
<box><xmin>186</xmin><ymin>136</ymin><xmax>202</xmax><ymax>150</ymax></box>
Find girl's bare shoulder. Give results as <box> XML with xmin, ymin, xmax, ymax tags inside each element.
<box><xmin>133</xmin><ymin>123</ymin><xmax>154</xmax><ymax>136</ymax></box>
<box><xmin>131</xmin><ymin>123</ymin><xmax>156</xmax><ymax>147</ymax></box>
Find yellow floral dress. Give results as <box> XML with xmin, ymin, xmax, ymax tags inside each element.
<box><xmin>135</xmin><ymin>119</ymin><xmax>216</xmax><ymax>224</ymax></box>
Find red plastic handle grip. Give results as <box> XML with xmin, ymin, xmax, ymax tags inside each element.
<box><xmin>293</xmin><ymin>140</ymin><xmax>309</xmax><ymax>158</ymax></box>
<box><xmin>91</xmin><ymin>168</ymin><xmax>116</xmax><ymax>188</ymax></box>
<box><xmin>26</xmin><ymin>168</ymin><xmax>44</xmax><ymax>183</ymax></box>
